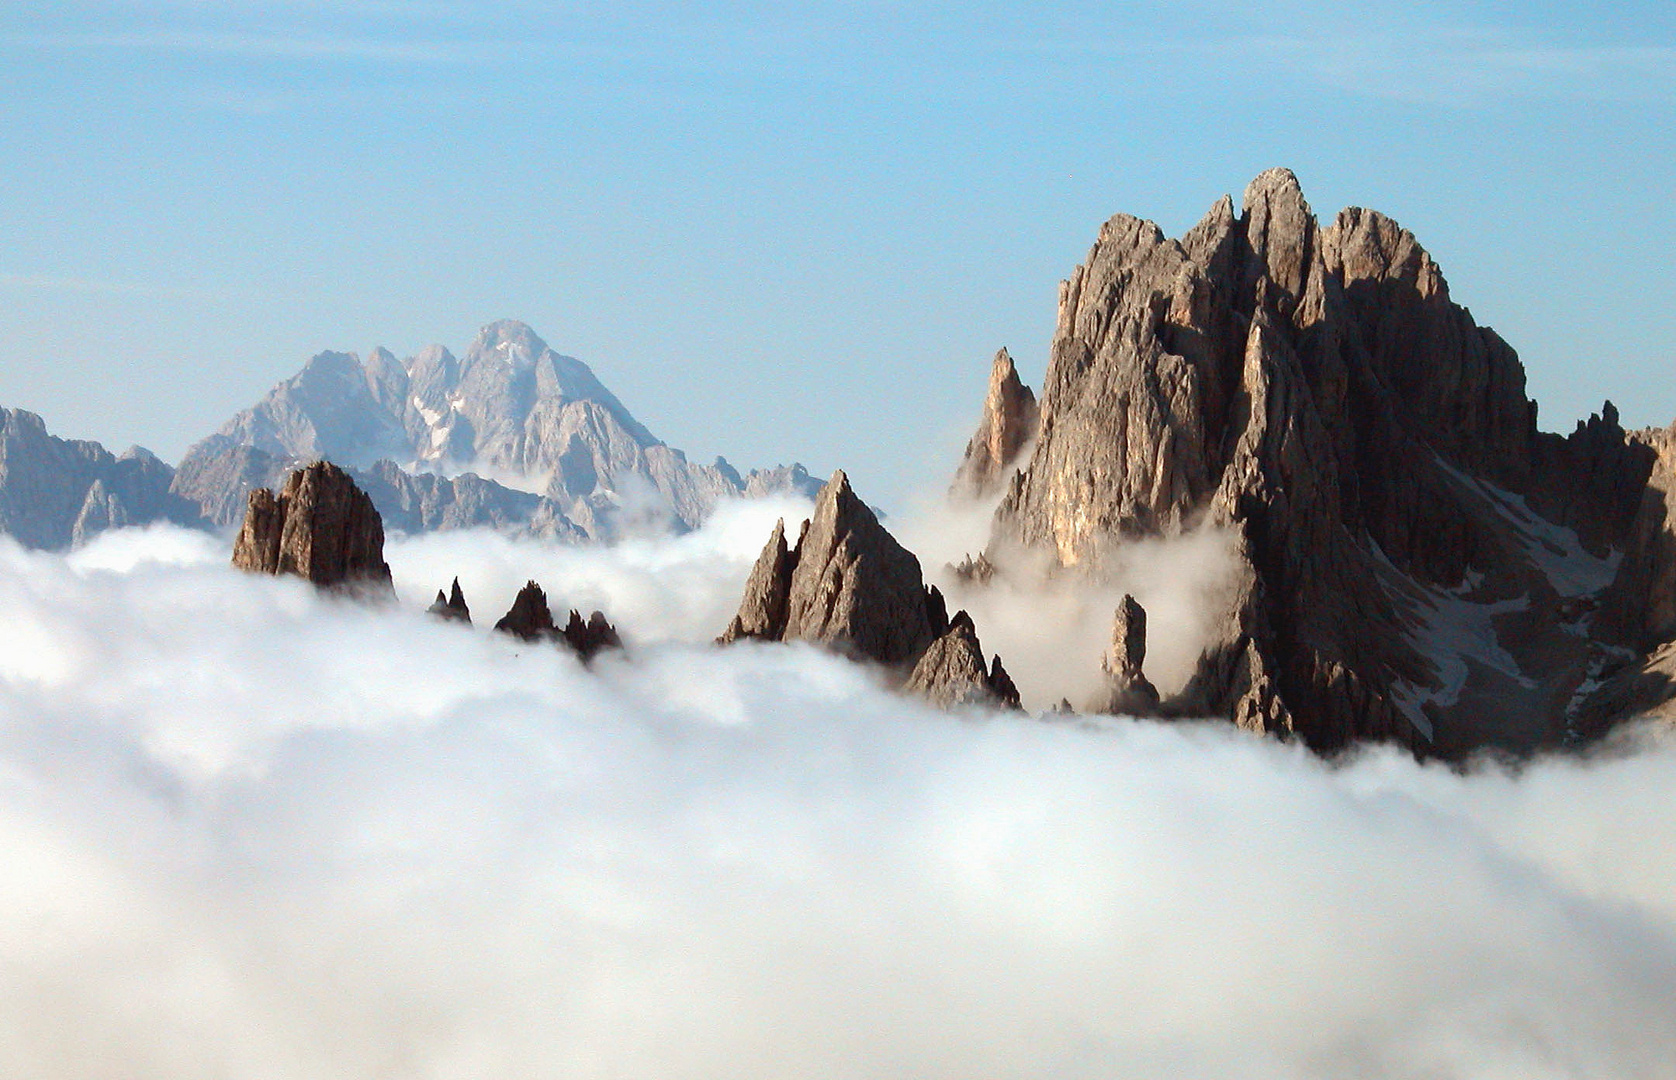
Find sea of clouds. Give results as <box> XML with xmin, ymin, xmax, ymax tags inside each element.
<box><xmin>2</xmin><ymin>501</ymin><xmax>1675</xmax><ymax>1078</ymax></box>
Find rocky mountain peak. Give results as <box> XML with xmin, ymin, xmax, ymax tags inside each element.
<box><xmin>296</xmin><ymin>350</ymin><xmax>366</xmax><ymax>386</ymax></box>
<box><xmin>231</xmin><ymin>461</ymin><xmax>394</xmax><ymax>597</ymax></box>
<box><xmin>720</xmin><ymin>470</ymin><xmax>1020</xmax><ymax>709</ymax></box>
<box><xmin>169</xmin><ymin>320</ymin><xmax>820</xmax><ymax>539</ymax></box>
<box><xmin>904</xmin><ymin>608</ymin><xmax>1021</xmax><ymax>710</ymax></box>
<box><xmin>1241</xmin><ymin>166</ymin><xmax>1319</xmax><ymax>321</ymax></box>
<box><xmin>722</xmin><ymin>470</ymin><xmax>942</xmax><ymax>669</ymax></box>
<box><xmin>405</xmin><ymin>343</ymin><xmax>459</xmax><ymax>382</ymax></box>
<box><xmin>492</xmin><ymin>578</ymin><xmax>623</xmax><ymax>661</ymax></box>
<box><xmin>952</xmin><ymin>347</ymin><xmax>1039</xmax><ymax>499</ymax></box>
<box><xmin>468</xmin><ymin>319</ymin><xmax>549</xmax><ymax>369</ymax></box>
<box><xmin>427</xmin><ymin>577</ymin><xmax>471</xmax><ymax>624</ymax></box>
<box><xmin>495</xmin><ymin>581</ymin><xmax>558</xmax><ymax>640</ymax></box>
<box><xmin>975</xmin><ymin>168</ymin><xmax>1667</xmax><ymax>753</ymax></box>
<box><xmin>0</xmin><ymin>407</ymin><xmax>202</xmax><ymax>550</ymax></box>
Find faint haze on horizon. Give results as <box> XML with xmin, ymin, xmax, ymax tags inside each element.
<box><xmin>1</xmin><ymin>0</ymin><xmax>1673</xmax><ymax>509</ymax></box>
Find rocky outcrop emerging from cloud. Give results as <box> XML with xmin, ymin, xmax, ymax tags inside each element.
<box><xmin>904</xmin><ymin>610</ymin><xmax>1022</xmax><ymax>709</ymax></box>
<box><xmin>231</xmin><ymin>461</ymin><xmax>394</xmax><ymax>597</ymax></box>
<box><xmin>972</xmin><ymin>167</ymin><xmax>1671</xmax><ymax>754</ymax></box>
<box><xmin>722</xmin><ymin>469</ymin><xmax>1017</xmax><ymax>708</ymax></box>
<box><xmin>494</xmin><ymin>579</ymin><xmax>623</xmax><ymax>662</ymax></box>
<box><xmin>721</xmin><ymin>469</ymin><xmax>938</xmax><ymax>666</ymax></box>
<box><xmin>951</xmin><ymin>348</ymin><xmax>1039</xmax><ymax>500</ymax></box>
<box><xmin>174</xmin><ymin>320</ymin><xmax>822</xmax><ymax>538</ymax></box>
<box><xmin>1088</xmin><ymin>595</ymin><xmax>1161</xmax><ymax>716</ymax></box>
<box><xmin>0</xmin><ymin>408</ymin><xmax>205</xmax><ymax>550</ymax></box>
<box><xmin>495</xmin><ymin>581</ymin><xmax>558</xmax><ymax>640</ymax></box>
<box><xmin>561</xmin><ymin>609</ymin><xmax>624</xmax><ymax>662</ymax></box>
<box><xmin>427</xmin><ymin>578</ymin><xmax>472</xmax><ymax>624</ymax></box>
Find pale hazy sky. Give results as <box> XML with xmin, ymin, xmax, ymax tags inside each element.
<box><xmin>1</xmin><ymin>1</ymin><xmax>1673</xmax><ymax>506</ymax></box>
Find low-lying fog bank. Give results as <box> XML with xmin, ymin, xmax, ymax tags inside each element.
<box><xmin>1</xmin><ymin>514</ymin><xmax>1673</xmax><ymax>1078</ymax></box>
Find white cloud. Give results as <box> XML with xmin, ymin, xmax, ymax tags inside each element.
<box><xmin>1</xmin><ymin>523</ymin><xmax>1674</xmax><ymax>1076</ymax></box>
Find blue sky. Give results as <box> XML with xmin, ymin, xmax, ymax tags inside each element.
<box><xmin>1</xmin><ymin>1</ymin><xmax>1673</xmax><ymax>505</ymax></box>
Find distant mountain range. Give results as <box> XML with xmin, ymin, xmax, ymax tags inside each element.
<box><xmin>0</xmin><ymin>320</ymin><xmax>819</xmax><ymax>547</ymax></box>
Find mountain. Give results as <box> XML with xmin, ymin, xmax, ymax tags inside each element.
<box><xmin>230</xmin><ymin>460</ymin><xmax>394</xmax><ymax>598</ymax></box>
<box><xmin>956</xmin><ymin>168</ymin><xmax>1676</xmax><ymax>754</ymax></box>
<box><xmin>0</xmin><ymin>408</ymin><xmax>204</xmax><ymax>549</ymax></box>
<box><xmin>173</xmin><ymin>320</ymin><xmax>820</xmax><ymax>536</ymax></box>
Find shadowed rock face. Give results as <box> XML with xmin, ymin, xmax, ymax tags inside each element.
<box><xmin>494</xmin><ymin>580</ymin><xmax>622</xmax><ymax>662</ymax></box>
<box><xmin>231</xmin><ymin>461</ymin><xmax>393</xmax><ymax>597</ymax></box>
<box><xmin>978</xmin><ymin>168</ymin><xmax>1669</xmax><ymax>754</ymax></box>
<box><xmin>427</xmin><ymin>578</ymin><xmax>471</xmax><ymax>624</ymax></box>
<box><xmin>718</xmin><ymin>517</ymin><xmax>802</xmax><ymax>643</ymax></box>
<box><xmin>952</xmin><ymin>348</ymin><xmax>1039</xmax><ymax>500</ymax></box>
<box><xmin>562</xmin><ymin>609</ymin><xmax>623</xmax><ymax>662</ymax></box>
<box><xmin>494</xmin><ymin>581</ymin><xmax>558</xmax><ymax>641</ymax></box>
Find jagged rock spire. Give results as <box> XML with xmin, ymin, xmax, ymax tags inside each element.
<box><xmin>719</xmin><ymin>469</ymin><xmax>1017</xmax><ymax>709</ymax></box>
<box><xmin>1089</xmin><ymin>595</ymin><xmax>1160</xmax><ymax>716</ymax></box>
<box><xmin>494</xmin><ymin>580</ymin><xmax>622</xmax><ymax>662</ymax></box>
<box><xmin>720</xmin><ymin>469</ymin><xmax>937</xmax><ymax>667</ymax></box>
<box><xmin>427</xmin><ymin>577</ymin><xmax>471</xmax><ymax>624</ymax></box>
<box><xmin>495</xmin><ymin>580</ymin><xmax>558</xmax><ymax>641</ymax></box>
<box><xmin>718</xmin><ymin>517</ymin><xmax>800</xmax><ymax>643</ymax></box>
<box><xmin>905</xmin><ymin>609</ymin><xmax>1021</xmax><ymax>709</ymax></box>
<box><xmin>562</xmin><ymin>608</ymin><xmax>623</xmax><ymax>662</ymax></box>
<box><xmin>952</xmin><ymin>348</ymin><xmax>1039</xmax><ymax>499</ymax></box>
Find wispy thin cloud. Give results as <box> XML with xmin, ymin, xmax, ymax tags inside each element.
<box><xmin>1001</xmin><ymin>24</ymin><xmax>1676</xmax><ymax>108</ymax></box>
<box><xmin>1249</xmin><ymin>30</ymin><xmax>1676</xmax><ymax>107</ymax></box>
<box><xmin>4</xmin><ymin>28</ymin><xmax>500</xmax><ymax>64</ymax></box>
<box><xmin>0</xmin><ymin>272</ymin><xmax>240</xmax><ymax>303</ymax></box>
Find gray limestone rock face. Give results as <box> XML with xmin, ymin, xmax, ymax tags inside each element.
<box><xmin>741</xmin><ymin>462</ymin><xmax>825</xmax><ymax>501</ymax></box>
<box><xmin>231</xmin><ymin>461</ymin><xmax>394</xmax><ymax>597</ymax></box>
<box><xmin>354</xmin><ymin>460</ymin><xmax>587</xmax><ymax>542</ymax></box>
<box><xmin>904</xmin><ymin>610</ymin><xmax>1021</xmax><ymax>709</ymax></box>
<box><xmin>979</xmin><ymin>168</ymin><xmax>1667</xmax><ymax>754</ymax></box>
<box><xmin>780</xmin><ymin>470</ymin><xmax>936</xmax><ymax>666</ymax></box>
<box><xmin>951</xmin><ymin>348</ymin><xmax>1039</xmax><ymax>500</ymax></box>
<box><xmin>718</xmin><ymin>517</ymin><xmax>801</xmax><ymax>643</ymax></box>
<box><xmin>169</xmin><ymin>436</ymin><xmax>288</xmax><ymax>529</ymax></box>
<box><xmin>174</xmin><ymin>319</ymin><xmax>820</xmax><ymax>538</ymax></box>
<box><xmin>209</xmin><ymin>350</ymin><xmax>412</xmax><ymax>471</ymax></box>
<box><xmin>719</xmin><ymin>470</ymin><xmax>952</xmax><ymax>672</ymax></box>
<box><xmin>0</xmin><ymin>407</ymin><xmax>204</xmax><ymax>549</ymax></box>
